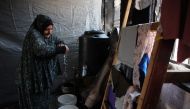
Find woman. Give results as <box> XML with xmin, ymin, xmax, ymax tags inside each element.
<box><xmin>17</xmin><ymin>14</ymin><xmax>69</xmax><ymax>109</ymax></box>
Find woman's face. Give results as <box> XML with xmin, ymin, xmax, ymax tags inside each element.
<box><xmin>43</xmin><ymin>25</ymin><xmax>53</xmax><ymax>38</ymax></box>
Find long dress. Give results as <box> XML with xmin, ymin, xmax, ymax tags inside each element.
<box><xmin>16</xmin><ymin>15</ymin><xmax>64</xmax><ymax>109</ymax></box>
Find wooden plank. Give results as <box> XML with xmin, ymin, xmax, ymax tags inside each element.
<box><xmin>165</xmin><ymin>70</ymin><xmax>190</xmax><ymax>83</ymax></box>
<box><xmin>113</xmin><ymin>0</ymin><xmax>132</xmax><ymax>65</ymax></box>
<box><xmin>150</xmin><ymin>22</ymin><xmax>160</xmax><ymax>31</ymax></box>
<box><xmin>175</xmin><ymin>83</ymin><xmax>190</xmax><ymax>92</ymax></box>
<box><xmin>137</xmin><ymin>34</ymin><xmax>175</xmax><ymax>109</ymax></box>
<box><xmin>121</xmin><ymin>0</ymin><xmax>132</xmax><ymax>28</ymax></box>
<box><xmin>100</xmin><ymin>0</ymin><xmax>133</xmax><ymax>108</ymax></box>
<box><xmin>101</xmin><ymin>73</ymin><xmax>112</xmax><ymax>109</ymax></box>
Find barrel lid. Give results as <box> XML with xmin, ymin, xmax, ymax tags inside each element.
<box><xmin>58</xmin><ymin>94</ymin><xmax>77</xmax><ymax>105</ymax></box>
<box><xmin>81</xmin><ymin>30</ymin><xmax>109</xmax><ymax>39</ymax></box>
<box><xmin>84</xmin><ymin>30</ymin><xmax>104</xmax><ymax>35</ymax></box>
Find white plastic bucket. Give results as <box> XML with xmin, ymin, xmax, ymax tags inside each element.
<box><xmin>57</xmin><ymin>94</ymin><xmax>77</xmax><ymax>105</ymax></box>
<box><xmin>58</xmin><ymin>105</ymin><xmax>79</xmax><ymax>109</ymax></box>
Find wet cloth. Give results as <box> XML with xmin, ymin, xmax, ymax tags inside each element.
<box><xmin>16</xmin><ymin>15</ymin><xmax>64</xmax><ymax>109</ymax></box>
<box><xmin>161</xmin><ymin>0</ymin><xmax>190</xmax><ymax>63</ymax></box>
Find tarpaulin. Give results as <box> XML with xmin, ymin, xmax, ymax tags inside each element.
<box><xmin>0</xmin><ymin>0</ymin><xmax>102</xmax><ymax>105</ymax></box>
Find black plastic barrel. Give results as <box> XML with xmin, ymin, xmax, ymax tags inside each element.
<box><xmin>79</xmin><ymin>30</ymin><xmax>110</xmax><ymax>76</ymax></box>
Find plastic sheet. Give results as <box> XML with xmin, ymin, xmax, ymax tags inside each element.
<box><xmin>0</xmin><ymin>0</ymin><xmax>101</xmax><ymax>105</ymax></box>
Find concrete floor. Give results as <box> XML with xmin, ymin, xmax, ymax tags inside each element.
<box><xmin>157</xmin><ymin>83</ymin><xmax>190</xmax><ymax>109</ymax></box>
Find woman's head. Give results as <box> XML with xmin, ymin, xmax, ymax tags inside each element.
<box><xmin>33</xmin><ymin>14</ymin><xmax>54</xmax><ymax>38</ymax></box>
<box><xmin>43</xmin><ymin>24</ymin><xmax>53</xmax><ymax>38</ymax></box>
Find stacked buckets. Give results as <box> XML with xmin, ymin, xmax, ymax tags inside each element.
<box><xmin>57</xmin><ymin>94</ymin><xmax>78</xmax><ymax>109</ymax></box>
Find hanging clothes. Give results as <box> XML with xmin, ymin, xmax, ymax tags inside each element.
<box><xmin>131</xmin><ymin>6</ymin><xmax>150</xmax><ymax>25</ymax></box>
<box><xmin>133</xmin><ymin>24</ymin><xmax>156</xmax><ymax>87</ymax></box>
<box><xmin>118</xmin><ymin>25</ymin><xmax>138</xmax><ymax>68</ymax></box>
<box><xmin>118</xmin><ymin>26</ymin><xmax>138</xmax><ymax>85</ymax></box>
<box><xmin>155</xmin><ymin>0</ymin><xmax>162</xmax><ymax>21</ymax></box>
<box><xmin>161</xmin><ymin>0</ymin><xmax>190</xmax><ymax>63</ymax></box>
<box><xmin>138</xmin><ymin>53</ymin><xmax>150</xmax><ymax>76</ymax></box>
<box><xmin>122</xmin><ymin>86</ymin><xmax>140</xmax><ymax>109</ymax></box>
<box><xmin>138</xmin><ymin>53</ymin><xmax>150</xmax><ymax>88</ymax></box>
<box><xmin>108</xmin><ymin>85</ymin><xmax>116</xmax><ymax>109</ymax></box>
<box><xmin>119</xmin><ymin>63</ymin><xmax>133</xmax><ymax>85</ymax></box>
<box><xmin>135</xmin><ymin>0</ymin><xmax>151</xmax><ymax>10</ymax></box>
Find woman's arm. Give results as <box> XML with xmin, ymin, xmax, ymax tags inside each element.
<box><xmin>31</xmin><ymin>31</ymin><xmax>57</xmax><ymax>58</ymax></box>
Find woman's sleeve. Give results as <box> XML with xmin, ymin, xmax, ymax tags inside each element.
<box><xmin>31</xmin><ymin>31</ymin><xmax>57</xmax><ymax>58</ymax></box>
<box><xmin>54</xmin><ymin>36</ymin><xmax>65</xmax><ymax>45</ymax></box>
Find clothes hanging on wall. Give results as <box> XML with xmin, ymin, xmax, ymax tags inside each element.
<box><xmin>155</xmin><ymin>0</ymin><xmax>162</xmax><ymax>22</ymax></box>
<box><xmin>161</xmin><ymin>0</ymin><xmax>190</xmax><ymax>63</ymax></box>
<box><xmin>117</xmin><ymin>23</ymin><xmax>156</xmax><ymax>87</ymax></box>
<box><xmin>118</xmin><ymin>26</ymin><xmax>137</xmax><ymax>85</ymax></box>
<box><xmin>133</xmin><ymin>0</ymin><xmax>162</xmax><ymax>25</ymax></box>
<box><xmin>138</xmin><ymin>53</ymin><xmax>150</xmax><ymax>76</ymax></box>
<box><xmin>122</xmin><ymin>86</ymin><xmax>140</xmax><ymax>109</ymax></box>
<box><xmin>138</xmin><ymin>53</ymin><xmax>150</xmax><ymax>88</ymax></box>
<box><xmin>135</xmin><ymin>0</ymin><xmax>151</xmax><ymax>10</ymax></box>
<box><xmin>133</xmin><ymin>24</ymin><xmax>156</xmax><ymax>87</ymax></box>
<box><xmin>118</xmin><ymin>25</ymin><xmax>138</xmax><ymax>68</ymax></box>
<box><xmin>131</xmin><ymin>6</ymin><xmax>150</xmax><ymax>25</ymax></box>
<box><xmin>108</xmin><ymin>85</ymin><xmax>116</xmax><ymax>109</ymax></box>
<box><xmin>119</xmin><ymin>63</ymin><xmax>133</xmax><ymax>85</ymax></box>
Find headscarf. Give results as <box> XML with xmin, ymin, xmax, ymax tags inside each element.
<box><xmin>28</xmin><ymin>14</ymin><xmax>53</xmax><ymax>34</ymax></box>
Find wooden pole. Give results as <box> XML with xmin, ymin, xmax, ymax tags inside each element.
<box><xmin>137</xmin><ymin>34</ymin><xmax>175</xmax><ymax>109</ymax></box>
<box><xmin>113</xmin><ymin>0</ymin><xmax>133</xmax><ymax>65</ymax></box>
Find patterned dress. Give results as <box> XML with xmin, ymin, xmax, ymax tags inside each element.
<box><xmin>16</xmin><ymin>15</ymin><xmax>64</xmax><ymax>109</ymax></box>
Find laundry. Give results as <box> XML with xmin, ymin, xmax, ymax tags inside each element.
<box><xmin>119</xmin><ymin>63</ymin><xmax>133</xmax><ymax>84</ymax></box>
<box><xmin>138</xmin><ymin>53</ymin><xmax>150</xmax><ymax>76</ymax></box>
<box><xmin>123</xmin><ymin>86</ymin><xmax>140</xmax><ymax>109</ymax></box>
<box><xmin>108</xmin><ymin>85</ymin><xmax>116</xmax><ymax>109</ymax></box>
<box><xmin>138</xmin><ymin>53</ymin><xmax>150</xmax><ymax>88</ymax></box>
<box><xmin>117</xmin><ymin>23</ymin><xmax>156</xmax><ymax>87</ymax></box>
<box><xmin>135</xmin><ymin>0</ymin><xmax>151</xmax><ymax>10</ymax></box>
<box><xmin>118</xmin><ymin>25</ymin><xmax>138</xmax><ymax>68</ymax></box>
<box><xmin>132</xmin><ymin>6</ymin><xmax>150</xmax><ymax>25</ymax></box>
<box><xmin>133</xmin><ymin>24</ymin><xmax>156</xmax><ymax>87</ymax></box>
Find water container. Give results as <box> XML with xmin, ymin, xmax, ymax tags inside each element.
<box><xmin>79</xmin><ymin>30</ymin><xmax>110</xmax><ymax>76</ymax></box>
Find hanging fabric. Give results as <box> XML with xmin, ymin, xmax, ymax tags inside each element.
<box><xmin>135</xmin><ymin>0</ymin><xmax>151</xmax><ymax>10</ymax></box>
<box><xmin>138</xmin><ymin>53</ymin><xmax>150</xmax><ymax>88</ymax></box>
<box><xmin>118</xmin><ymin>25</ymin><xmax>138</xmax><ymax>68</ymax></box>
<box><xmin>133</xmin><ymin>24</ymin><xmax>156</xmax><ymax>87</ymax></box>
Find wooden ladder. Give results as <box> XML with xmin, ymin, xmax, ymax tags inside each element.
<box><xmin>137</xmin><ymin>33</ymin><xmax>190</xmax><ymax>109</ymax></box>
<box><xmin>100</xmin><ymin>0</ymin><xmax>133</xmax><ymax>109</ymax></box>
<box><xmin>101</xmin><ymin>0</ymin><xmax>190</xmax><ymax>108</ymax></box>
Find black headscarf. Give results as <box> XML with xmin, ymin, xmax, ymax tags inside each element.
<box><xmin>30</xmin><ymin>14</ymin><xmax>53</xmax><ymax>34</ymax></box>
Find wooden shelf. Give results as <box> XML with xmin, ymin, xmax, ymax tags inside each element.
<box><xmin>165</xmin><ymin>70</ymin><xmax>190</xmax><ymax>83</ymax></box>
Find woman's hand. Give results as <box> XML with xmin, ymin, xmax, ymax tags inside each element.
<box><xmin>56</xmin><ymin>44</ymin><xmax>69</xmax><ymax>54</ymax></box>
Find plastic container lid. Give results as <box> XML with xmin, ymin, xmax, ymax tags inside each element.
<box><xmin>58</xmin><ymin>105</ymin><xmax>79</xmax><ymax>109</ymax></box>
<box><xmin>57</xmin><ymin>94</ymin><xmax>77</xmax><ymax>105</ymax></box>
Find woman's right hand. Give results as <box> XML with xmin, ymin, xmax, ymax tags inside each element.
<box><xmin>56</xmin><ymin>44</ymin><xmax>69</xmax><ymax>54</ymax></box>
<box><xmin>62</xmin><ymin>45</ymin><xmax>69</xmax><ymax>53</ymax></box>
